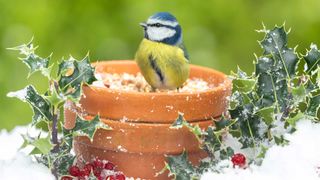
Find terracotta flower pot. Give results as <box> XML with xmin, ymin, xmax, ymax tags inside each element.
<box><xmin>64</xmin><ymin>60</ymin><xmax>231</xmax><ymax>179</ymax></box>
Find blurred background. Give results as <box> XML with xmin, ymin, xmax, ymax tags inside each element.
<box><xmin>1</xmin><ymin>0</ymin><xmax>320</xmax><ymax>130</ymax></box>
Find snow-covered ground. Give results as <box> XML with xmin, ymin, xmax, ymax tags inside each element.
<box><xmin>0</xmin><ymin>126</ymin><xmax>54</xmax><ymax>180</ymax></box>
<box><xmin>0</xmin><ymin>120</ymin><xmax>319</xmax><ymax>180</ymax></box>
<box><xmin>202</xmin><ymin>120</ymin><xmax>320</xmax><ymax>180</ymax></box>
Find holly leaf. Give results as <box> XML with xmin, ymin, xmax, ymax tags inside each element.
<box><xmin>231</xmin><ymin>68</ymin><xmax>256</xmax><ymax>93</ymax></box>
<box><xmin>219</xmin><ymin>147</ymin><xmax>234</xmax><ymax>160</ymax></box>
<box><xmin>8</xmin><ymin>41</ymin><xmax>52</xmax><ymax>78</ymax></box>
<box><xmin>20</xmin><ymin>134</ymin><xmax>53</xmax><ymax>155</ymax></box>
<box><xmin>170</xmin><ymin>113</ymin><xmax>185</xmax><ymax>129</ymax></box>
<box><xmin>317</xmin><ymin>67</ymin><xmax>320</xmax><ymax>87</ymax></box>
<box><xmin>256</xmin><ymin>26</ymin><xmax>299</xmax><ymax>109</ymax></box>
<box><xmin>58</xmin><ymin>55</ymin><xmax>96</xmax><ymax>102</ymax></box>
<box><xmin>203</xmin><ymin>126</ymin><xmax>222</xmax><ymax>152</ymax></box>
<box><xmin>256</xmin><ymin>106</ymin><xmax>275</xmax><ymax>126</ymax></box>
<box><xmin>165</xmin><ymin>151</ymin><xmax>196</xmax><ymax>180</ymax></box>
<box><xmin>7</xmin><ymin>85</ymin><xmax>52</xmax><ymax>125</ymax></box>
<box><xmin>45</xmin><ymin>85</ymin><xmax>65</xmax><ymax>108</ymax></box>
<box><xmin>56</xmin><ymin>152</ymin><xmax>76</xmax><ymax>176</ymax></box>
<box><xmin>304</xmin><ymin>44</ymin><xmax>320</xmax><ymax>73</ymax></box>
<box><xmin>287</xmin><ymin>112</ymin><xmax>304</xmax><ymax>127</ymax></box>
<box><xmin>170</xmin><ymin>113</ymin><xmax>204</xmax><ymax>142</ymax></box>
<box><xmin>31</xmin><ymin>135</ymin><xmax>54</xmax><ymax>155</ymax></box>
<box><xmin>214</xmin><ymin>116</ymin><xmax>232</xmax><ymax>130</ymax></box>
<box><xmin>306</xmin><ymin>94</ymin><xmax>320</xmax><ymax>119</ymax></box>
<box><xmin>291</xmin><ymin>84</ymin><xmax>307</xmax><ymax>104</ymax></box>
<box><xmin>260</xmin><ymin>26</ymin><xmax>298</xmax><ymax>77</ymax></box>
<box><xmin>72</xmin><ymin>115</ymin><xmax>112</xmax><ymax>142</ymax></box>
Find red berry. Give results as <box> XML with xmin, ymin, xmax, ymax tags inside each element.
<box><xmin>93</xmin><ymin>167</ymin><xmax>102</xmax><ymax>177</ymax></box>
<box><xmin>231</xmin><ymin>153</ymin><xmax>246</xmax><ymax>168</ymax></box>
<box><xmin>106</xmin><ymin>175</ymin><xmax>116</xmax><ymax>180</ymax></box>
<box><xmin>81</xmin><ymin>163</ymin><xmax>93</xmax><ymax>176</ymax></box>
<box><xmin>104</xmin><ymin>162</ymin><xmax>115</xmax><ymax>170</ymax></box>
<box><xmin>69</xmin><ymin>165</ymin><xmax>81</xmax><ymax>177</ymax></box>
<box><xmin>115</xmin><ymin>173</ymin><xmax>126</xmax><ymax>180</ymax></box>
<box><xmin>60</xmin><ymin>176</ymin><xmax>73</xmax><ymax>180</ymax></box>
<box><xmin>97</xmin><ymin>176</ymin><xmax>104</xmax><ymax>180</ymax></box>
<box><xmin>93</xmin><ymin>159</ymin><xmax>104</xmax><ymax>168</ymax></box>
<box><xmin>78</xmin><ymin>177</ymin><xmax>86</xmax><ymax>180</ymax></box>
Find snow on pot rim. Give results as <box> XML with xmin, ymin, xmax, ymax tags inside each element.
<box><xmin>79</xmin><ymin>60</ymin><xmax>231</xmax><ymax>123</ymax></box>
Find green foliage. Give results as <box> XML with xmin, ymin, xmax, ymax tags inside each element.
<box><xmin>165</xmin><ymin>151</ymin><xmax>197</xmax><ymax>180</ymax></box>
<box><xmin>7</xmin><ymin>41</ymin><xmax>101</xmax><ymax>178</ymax></box>
<box><xmin>58</xmin><ymin>55</ymin><xmax>96</xmax><ymax>102</ymax></box>
<box><xmin>256</xmin><ymin>26</ymin><xmax>299</xmax><ymax>109</ymax></box>
<box><xmin>7</xmin><ymin>40</ymin><xmax>52</xmax><ymax>78</ymax></box>
<box><xmin>304</xmin><ymin>45</ymin><xmax>320</xmax><ymax>73</ymax></box>
<box><xmin>66</xmin><ymin>115</ymin><xmax>112</xmax><ymax>142</ymax></box>
<box><xmin>21</xmin><ymin>134</ymin><xmax>53</xmax><ymax>155</ymax></box>
<box><xmin>7</xmin><ymin>85</ymin><xmax>52</xmax><ymax>125</ymax></box>
<box><xmin>171</xmin><ymin>113</ymin><xmax>203</xmax><ymax>142</ymax></box>
<box><xmin>165</xmin><ymin>25</ymin><xmax>320</xmax><ymax>179</ymax></box>
<box><xmin>2</xmin><ymin>0</ymin><xmax>320</xmax><ymax>130</ymax></box>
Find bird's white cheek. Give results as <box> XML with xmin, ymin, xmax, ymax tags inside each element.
<box><xmin>147</xmin><ymin>27</ymin><xmax>175</xmax><ymax>41</ymax></box>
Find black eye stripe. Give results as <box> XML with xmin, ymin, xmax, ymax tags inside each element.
<box><xmin>147</xmin><ymin>23</ymin><xmax>162</xmax><ymax>27</ymax></box>
<box><xmin>146</xmin><ymin>23</ymin><xmax>176</xmax><ymax>29</ymax></box>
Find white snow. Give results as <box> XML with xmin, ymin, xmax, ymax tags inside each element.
<box><xmin>0</xmin><ymin>127</ymin><xmax>55</xmax><ymax>180</ymax></box>
<box><xmin>6</xmin><ymin>87</ymin><xmax>28</xmax><ymax>101</ymax></box>
<box><xmin>310</xmin><ymin>43</ymin><xmax>318</xmax><ymax>50</ymax></box>
<box><xmin>0</xmin><ymin>120</ymin><xmax>319</xmax><ymax>179</ymax></box>
<box><xmin>201</xmin><ymin>120</ymin><xmax>320</xmax><ymax>180</ymax></box>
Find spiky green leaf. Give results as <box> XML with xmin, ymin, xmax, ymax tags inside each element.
<box><xmin>7</xmin><ymin>85</ymin><xmax>52</xmax><ymax>125</ymax></box>
<box><xmin>287</xmin><ymin>112</ymin><xmax>304</xmax><ymax>127</ymax></box>
<box><xmin>31</xmin><ymin>135</ymin><xmax>53</xmax><ymax>155</ymax></box>
<box><xmin>72</xmin><ymin>115</ymin><xmax>112</xmax><ymax>141</ymax></box>
<box><xmin>231</xmin><ymin>68</ymin><xmax>256</xmax><ymax>93</ymax></box>
<box><xmin>304</xmin><ymin>44</ymin><xmax>320</xmax><ymax>73</ymax></box>
<box><xmin>58</xmin><ymin>55</ymin><xmax>96</xmax><ymax>102</ymax></box>
<box><xmin>170</xmin><ymin>113</ymin><xmax>185</xmax><ymax>129</ymax></box>
<box><xmin>306</xmin><ymin>94</ymin><xmax>320</xmax><ymax>119</ymax></box>
<box><xmin>8</xmin><ymin>41</ymin><xmax>51</xmax><ymax>78</ymax></box>
<box><xmin>166</xmin><ymin>151</ymin><xmax>196</xmax><ymax>180</ymax></box>
<box><xmin>256</xmin><ymin>26</ymin><xmax>299</xmax><ymax>109</ymax></box>
<box><xmin>291</xmin><ymin>84</ymin><xmax>307</xmax><ymax>104</ymax></box>
<box><xmin>256</xmin><ymin>106</ymin><xmax>275</xmax><ymax>125</ymax></box>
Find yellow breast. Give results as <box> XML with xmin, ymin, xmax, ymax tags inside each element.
<box><xmin>135</xmin><ymin>39</ymin><xmax>189</xmax><ymax>89</ymax></box>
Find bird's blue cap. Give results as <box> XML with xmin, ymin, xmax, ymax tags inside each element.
<box><xmin>149</xmin><ymin>12</ymin><xmax>178</xmax><ymax>22</ymax></box>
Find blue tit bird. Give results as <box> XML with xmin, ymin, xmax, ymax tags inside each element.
<box><xmin>135</xmin><ymin>12</ymin><xmax>190</xmax><ymax>90</ymax></box>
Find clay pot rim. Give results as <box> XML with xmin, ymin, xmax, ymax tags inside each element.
<box><xmin>79</xmin><ymin>113</ymin><xmax>214</xmax><ymax>128</ymax></box>
<box><xmin>90</xmin><ymin>60</ymin><xmax>231</xmax><ymax>97</ymax></box>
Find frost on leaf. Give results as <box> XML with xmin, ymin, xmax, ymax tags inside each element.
<box><xmin>306</xmin><ymin>94</ymin><xmax>320</xmax><ymax>119</ymax></box>
<box><xmin>231</xmin><ymin>67</ymin><xmax>256</xmax><ymax>94</ymax></box>
<box><xmin>170</xmin><ymin>113</ymin><xmax>185</xmax><ymax>129</ymax></box>
<box><xmin>8</xmin><ymin>41</ymin><xmax>51</xmax><ymax>78</ymax></box>
<box><xmin>165</xmin><ymin>151</ymin><xmax>196</xmax><ymax>180</ymax></box>
<box><xmin>70</xmin><ymin>115</ymin><xmax>112</xmax><ymax>142</ymax></box>
<box><xmin>58</xmin><ymin>55</ymin><xmax>97</xmax><ymax>102</ymax></box>
<box><xmin>7</xmin><ymin>85</ymin><xmax>52</xmax><ymax>125</ymax></box>
<box><xmin>170</xmin><ymin>113</ymin><xmax>203</xmax><ymax>142</ymax></box>
<box><xmin>304</xmin><ymin>44</ymin><xmax>320</xmax><ymax>73</ymax></box>
<box><xmin>164</xmin><ymin>25</ymin><xmax>320</xmax><ymax>178</ymax></box>
<box><xmin>257</xmin><ymin>26</ymin><xmax>299</xmax><ymax>109</ymax></box>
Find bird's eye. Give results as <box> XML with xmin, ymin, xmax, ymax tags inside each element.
<box><xmin>155</xmin><ymin>23</ymin><xmax>161</xmax><ymax>27</ymax></box>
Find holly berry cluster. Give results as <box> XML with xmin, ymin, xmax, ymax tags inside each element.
<box><xmin>231</xmin><ymin>153</ymin><xmax>246</xmax><ymax>168</ymax></box>
<box><xmin>61</xmin><ymin>158</ymin><xmax>126</xmax><ymax>180</ymax></box>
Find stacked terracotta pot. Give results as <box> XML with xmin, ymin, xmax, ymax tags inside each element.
<box><xmin>64</xmin><ymin>60</ymin><xmax>231</xmax><ymax>179</ymax></box>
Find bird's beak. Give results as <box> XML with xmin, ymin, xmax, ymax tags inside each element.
<box><xmin>140</xmin><ymin>22</ymin><xmax>147</xmax><ymax>28</ymax></box>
